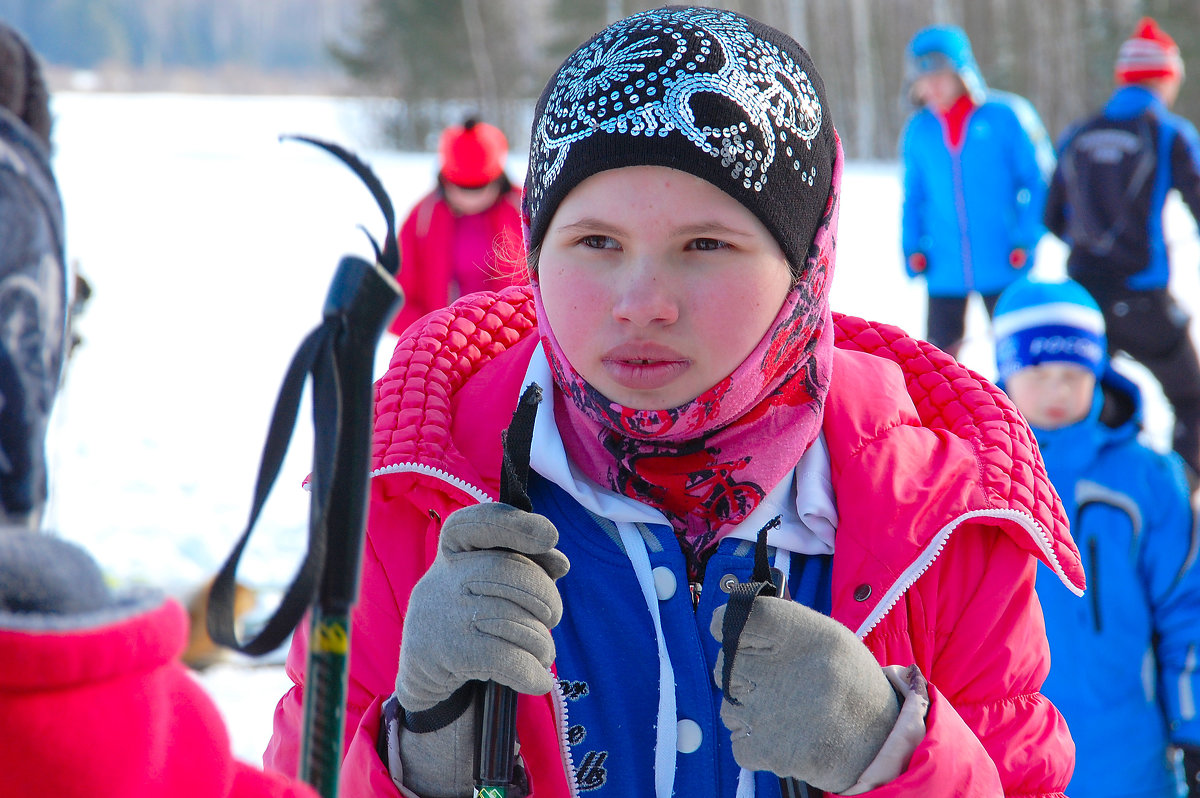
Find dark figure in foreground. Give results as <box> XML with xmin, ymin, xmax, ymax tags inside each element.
<box><xmin>0</xmin><ymin>22</ymin><xmax>69</xmax><ymax>526</ymax></box>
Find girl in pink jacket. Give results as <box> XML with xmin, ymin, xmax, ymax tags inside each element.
<box><xmin>267</xmin><ymin>7</ymin><xmax>1083</xmax><ymax>797</ymax></box>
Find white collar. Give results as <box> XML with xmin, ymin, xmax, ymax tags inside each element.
<box><xmin>523</xmin><ymin>343</ymin><xmax>837</xmax><ymax>555</ymax></box>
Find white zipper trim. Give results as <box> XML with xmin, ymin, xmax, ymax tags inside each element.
<box><xmin>369</xmin><ymin>462</ymin><xmax>493</xmax><ymax>504</ymax></box>
<box><xmin>551</xmin><ymin>672</ymin><xmax>581</xmax><ymax>798</ymax></box>
<box><xmin>854</xmin><ymin>507</ymin><xmax>1081</xmax><ymax>640</ymax></box>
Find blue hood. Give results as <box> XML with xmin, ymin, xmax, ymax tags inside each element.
<box><xmin>906</xmin><ymin>25</ymin><xmax>987</xmax><ymax>104</ymax></box>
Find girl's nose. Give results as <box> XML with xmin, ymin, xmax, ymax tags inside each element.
<box><xmin>611</xmin><ymin>258</ymin><xmax>679</xmax><ymax>327</ymax></box>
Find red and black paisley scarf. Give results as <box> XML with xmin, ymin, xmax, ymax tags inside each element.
<box><xmin>533</xmin><ymin>158</ymin><xmax>842</xmax><ymax>568</ymax></box>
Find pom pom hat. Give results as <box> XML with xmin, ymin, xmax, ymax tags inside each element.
<box><xmin>1114</xmin><ymin>17</ymin><xmax>1184</xmax><ymax>85</ymax></box>
<box><xmin>438</xmin><ymin>117</ymin><xmax>509</xmax><ymax>189</ymax></box>
<box><xmin>523</xmin><ymin>5</ymin><xmax>837</xmax><ymax>275</ymax></box>
<box><xmin>993</xmin><ymin>277</ymin><xmax>1108</xmax><ymax>383</ymax></box>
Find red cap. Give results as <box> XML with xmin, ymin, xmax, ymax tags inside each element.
<box><xmin>1114</xmin><ymin>17</ymin><xmax>1184</xmax><ymax>84</ymax></box>
<box><xmin>438</xmin><ymin>118</ymin><xmax>508</xmax><ymax>188</ymax></box>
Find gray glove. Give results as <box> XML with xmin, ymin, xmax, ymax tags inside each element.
<box><xmin>395</xmin><ymin>501</ymin><xmax>570</xmax><ymax>712</ymax></box>
<box><xmin>711</xmin><ymin>598</ymin><xmax>900</xmax><ymax>794</ymax></box>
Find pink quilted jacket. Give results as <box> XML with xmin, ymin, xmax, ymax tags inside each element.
<box><xmin>265</xmin><ymin>286</ymin><xmax>1084</xmax><ymax>798</ymax></box>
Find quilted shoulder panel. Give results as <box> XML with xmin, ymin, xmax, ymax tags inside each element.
<box><xmin>372</xmin><ymin>285</ymin><xmax>538</xmax><ymax>469</ymax></box>
<box><xmin>832</xmin><ymin>312</ymin><xmax>1072</xmax><ymax>553</ymax></box>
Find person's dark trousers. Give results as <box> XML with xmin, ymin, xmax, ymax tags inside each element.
<box><xmin>926</xmin><ymin>292</ymin><xmax>1001</xmax><ymax>359</ymax></box>
<box><xmin>1079</xmin><ymin>283</ymin><xmax>1200</xmax><ymax>480</ymax></box>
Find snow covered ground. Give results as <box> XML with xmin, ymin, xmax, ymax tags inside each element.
<box><xmin>44</xmin><ymin>91</ymin><xmax>1200</xmax><ymax>769</ymax></box>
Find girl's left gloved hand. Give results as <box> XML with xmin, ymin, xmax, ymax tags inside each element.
<box><xmin>710</xmin><ymin>599</ymin><xmax>901</xmax><ymax>793</ymax></box>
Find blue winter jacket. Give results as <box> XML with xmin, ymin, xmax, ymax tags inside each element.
<box><xmin>1031</xmin><ymin>367</ymin><xmax>1200</xmax><ymax>798</ymax></box>
<box><xmin>1045</xmin><ymin>86</ymin><xmax>1200</xmax><ymax>292</ymax></box>
<box><xmin>901</xmin><ymin>92</ymin><xmax>1053</xmax><ymax>297</ymax></box>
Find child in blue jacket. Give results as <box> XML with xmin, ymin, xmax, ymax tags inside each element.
<box><xmin>994</xmin><ymin>276</ymin><xmax>1200</xmax><ymax>798</ymax></box>
<box><xmin>900</xmin><ymin>25</ymin><xmax>1054</xmax><ymax>359</ymax></box>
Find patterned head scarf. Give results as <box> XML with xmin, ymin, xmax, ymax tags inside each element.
<box><xmin>525</xmin><ymin>6</ymin><xmax>842</xmax><ymax>565</ymax></box>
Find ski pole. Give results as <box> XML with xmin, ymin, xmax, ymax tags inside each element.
<box><xmin>476</xmin><ymin>383</ymin><xmax>543</xmax><ymax>798</ymax></box>
<box><xmin>207</xmin><ymin>136</ymin><xmax>402</xmax><ymax>798</ymax></box>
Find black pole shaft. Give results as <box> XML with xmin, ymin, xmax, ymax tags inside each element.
<box><xmin>476</xmin><ymin>681</ymin><xmax>520</xmax><ymax>796</ymax></box>
<box><xmin>299</xmin><ymin>256</ymin><xmax>401</xmax><ymax>797</ymax></box>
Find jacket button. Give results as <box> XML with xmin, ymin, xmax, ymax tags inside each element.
<box><xmin>853</xmin><ymin>584</ymin><xmax>872</xmax><ymax>602</ymax></box>
<box><xmin>677</xmin><ymin>719</ymin><xmax>702</xmax><ymax>753</ymax></box>
<box><xmin>719</xmin><ymin>574</ymin><xmax>738</xmax><ymax>593</ymax></box>
<box><xmin>652</xmin><ymin>566</ymin><xmax>677</xmax><ymax>601</ymax></box>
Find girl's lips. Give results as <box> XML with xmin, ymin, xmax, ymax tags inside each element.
<box><xmin>601</xmin><ymin>344</ymin><xmax>690</xmax><ymax>391</ymax></box>
<box><xmin>602</xmin><ymin>357</ymin><xmax>690</xmax><ymax>391</ymax></box>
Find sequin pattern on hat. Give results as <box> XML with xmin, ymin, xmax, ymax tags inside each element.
<box><xmin>524</xmin><ymin>6</ymin><xmax>834</xmax><ymax>271</ymax></box>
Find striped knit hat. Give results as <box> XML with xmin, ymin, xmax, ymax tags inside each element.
<box><xmin>993</xmin><ymin>277</ymin><xmax>1107</xmax><ymax>383</ymax></box>
<box><xmin>1115</xmin><ymin>17</ymin><xmax>1184</xmax><ymax>85</ymax></box>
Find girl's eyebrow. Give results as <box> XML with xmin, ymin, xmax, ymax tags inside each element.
<box><xmin>552</xmin><ymin>218</ymin><xmax>755</xmax><ymax>239</ymax></box>
<box><xmin>553</xmin><ymin>218</ymin><xmax>625</xmax><ymax>237</ymax></box>
<box><xmin>672</xmin><ymin>221</ymin><xmax>755</xmax><ymax>239</ymax></box>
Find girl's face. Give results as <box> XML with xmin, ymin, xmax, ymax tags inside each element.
<box><xmin>537</xmin><ymin>165</ymin><xmax>793</xmax><ymax>410</ymax></box>
<box><xmin>1005</xmin><ymin>363</ymin><xmax>1097</xmax><ymax>431</ymax></box>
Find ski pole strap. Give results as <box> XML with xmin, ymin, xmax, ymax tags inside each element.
<box><xmin>207</xmin><ymin>315</ymin><xmax>341</xmax><ymax>656</ymax></box>
<box><xmin>719</xmin><ymin>516</ymin><xmax>782</xmax><ymax>705</ymax></box>
<box><xmin>717</xmin><ymin>516</ymin><xmax>817</xmax><ymax>798</ymax></box>
<box><xmin>401</xmin><ymin>682</ymin><xmax>480</xmax><ymax>733</ymax></box>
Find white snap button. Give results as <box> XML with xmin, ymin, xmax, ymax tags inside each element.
<box><xmin>677</xmin><ymin>719</ymin><xmax>702</xmax><ymax>753</ymax></box>
<box><xmin>652</xmin><ymin>566</ymin><xmax>677</xmax><ymax>600</ymax></box>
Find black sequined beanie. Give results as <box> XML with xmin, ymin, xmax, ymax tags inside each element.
<box><xmin>523</xmin><ymin>5</ymin><xmax>836</xmax><ymax>274</ymax></box>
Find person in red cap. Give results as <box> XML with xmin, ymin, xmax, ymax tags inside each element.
<box><xmin>388</xmin><ymin>116</ymin><xmax>525</xmax><ymax>335</ymax></box>
<box><xmin>1045</xmin><ymin>16</ymin><xmax>1200</xmax><ymax>485</ymax></box>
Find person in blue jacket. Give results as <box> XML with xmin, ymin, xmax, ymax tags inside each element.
<box><xmin>900</xmin><ymin>25</ymin><xmax>1054</xmax><ymax>359</ymax></box>
<box><xmin>1043</xmin><ymin>17</ymin><xmax>1200</xmax><ymax>481</ymax></box>
<box><xmin>994</xmin><ymin>276</ymin><xmax>1200</xmax><ymax>798</ymax></box>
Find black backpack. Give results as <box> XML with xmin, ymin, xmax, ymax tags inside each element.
<box><xmin>0</xmin><ymin>107</ymin><xmax>67</xmax><ymax>525</ymax></box>
<box><xmin>1059</xmin><ymin>112</ymin><xmax>1158</xmax><ymax>276</ymax></box>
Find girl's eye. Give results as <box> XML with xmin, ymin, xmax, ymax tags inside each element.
<box><xmin>688</xmin><ymin>238</ymin><xmax>728</xmax><ymax>251</ymax></box>
<box><xmin>580</xmin><ymin>234</ymin><xmax>618</xmax><ymax>250</ymax></box>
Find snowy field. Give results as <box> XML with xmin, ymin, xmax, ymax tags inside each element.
<box><xmin>44</xmin><ymin>92</ymin><xmax>1200</xmax><ymax>769</ymax></box>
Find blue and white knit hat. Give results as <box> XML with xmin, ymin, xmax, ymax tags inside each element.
<box><xmin>523</xmin><ymin>5</ymin><xmax>837</xmax><ymax>276</ymax></box>
<box><xmin>993</xmin><ymin>277</ymin><xmax>1107</xmax><ymax>382</ymax></box>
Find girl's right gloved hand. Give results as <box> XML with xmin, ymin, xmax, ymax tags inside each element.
<box><xmin>394</xmin><ymin>502</ymin><xmax>569</xmax><ymax>714</ymax></box>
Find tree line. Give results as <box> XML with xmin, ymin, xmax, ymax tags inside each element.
<box><xmin>333</xmin><ymin>0</ymin><xmax>1200</xmax><ymax>157</ymax></box>
<box><xmin>0</xmin><ymin>0</ymin><xmax>362</xmax><ymax>73</ymax></box>
<box><xmin>3</xmin><ymin>0</ymin><xmax>1199</xmax><ymax>158</ymax></box>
